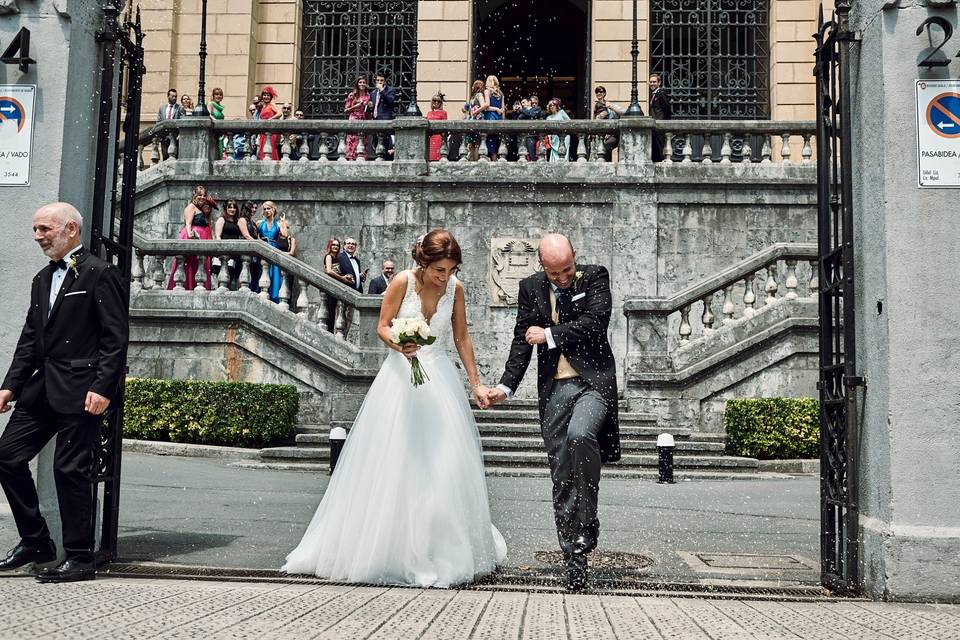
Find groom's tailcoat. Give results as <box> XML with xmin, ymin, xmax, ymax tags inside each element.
<box><xmin>499</xmin><ymin>264</ymin><xmax>621</xmax><ymax>463</ymax></box>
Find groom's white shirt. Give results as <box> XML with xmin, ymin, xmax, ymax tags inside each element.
<box><xmin>497</xmin><ymin>283</ymin><xmax>565</xmax><ymax>398</ymax></box>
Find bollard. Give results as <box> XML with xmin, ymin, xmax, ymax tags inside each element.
<box><xmin>656</xmin><ymin>433</ymin><xmax>676</xmax><ymax>484</ymax></box>
<box><xmin>329</xmin><ymin>426</ymin><xmax>347</xmax><ymax>474</ymax></box>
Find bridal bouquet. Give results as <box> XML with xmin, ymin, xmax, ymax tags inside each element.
<box><xmin>389</xmin><ymin>317</ymin><xmax>437</xmax><ymax>387</ymax></box>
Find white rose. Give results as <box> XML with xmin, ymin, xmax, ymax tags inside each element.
<box><xmin>416</xmin><ymin>321</ymin><xmax>431</xmax><ymax>340</ymax></box>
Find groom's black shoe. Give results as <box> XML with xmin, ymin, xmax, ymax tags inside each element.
<box><xmin>0</xmin><ymin>540</ymin><xmax>57</xmax><ymax>571</ymax></box>
<box><xmin>566</xmin><ymin>554</ymin><xmax>588</xmax><ymax>591</ymax></box>
<box><xmin>572</xmin><ymin>521</ymin><xmax>599</xmax><ymax>556</ymax></box>
<box><xmin>35</xmin><ymin>559</ymin><xmax>96</xmax><ymax>583</ymax></box>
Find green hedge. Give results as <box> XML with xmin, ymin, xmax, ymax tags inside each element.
<box><xmin>724</xmin><ymin>397</ymin><xmax>820</xmax><ymax>460</ymax></box>
<box><xmin>123</xmin><ymin>378</ymin><xmax>299</xmax><ymax>448</ymax></box>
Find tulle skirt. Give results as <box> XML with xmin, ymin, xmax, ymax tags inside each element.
<box><xmin>282</xmin><ymin>348</ymin><xmax>507</xmax><ymax>587</ymax></box>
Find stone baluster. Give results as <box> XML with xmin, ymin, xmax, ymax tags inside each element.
<box><xmin>802</xmin><ymin>134</ymin><xmax>813</xmax><ymax>164</ymax></box>
<box><xmin>519</xmin><ymin>139</ymin><xmax>529</xmax><ymax>163</ymax></box>
<box><xmin>498</xmin><ymin>136</ymin><xmax>508</xmax><ymax>162</ymax></box>
<box><xmin>150</xmin><ymin>137</ymin><xmax>160</xmax><ymax>165</ymax></box>
<box><xmin>277</xmin><ymin>271</ymin><xmax>290</xmax><ymax>311</ymax></box>
<box><xmin>375</xmin><ymin>136</ymin><xmax>386</xmax><ymax>161</ymax></box>
<box><xmin>355</xmin><ymin>134</ymin><xmax>366</xmax><ymax>162</ymax></box>
<box><xmin>238</xmin><ymin>257</ymin><xmax>252</xmax><ymax>292</ymax></box>
<box><xmin>262</xmin><ymin>131</ymin><xmax>275</xmax><ymax>160</ymax></box>
<box><xmin>216</xmin><ymin>255</ymin><xmax>231</xmax><ymax>292</ymax></box>
<box><xmin>784</xmin><ymin>259</ymin><xmax>799</xmax><ymax>299</ymax></box>
<box><xmin>152</xmin><ymin>256</ymin><xmax>166</xmax><ymax>289</ymax></box>
<box><xmin>700</xmin><ymin>136</ymin><xmax>713</xmax><ymax>163</ymax></box>
<box><xmin>298</xmin><ymin>134</ymin><xmax>310</xmax><ymax>162</ymax></box>
<box><xmin>760</xmin><ymin>135</ymin><xmax>772</xmax><ymax>164</ymax></box>
<box><xmin>557</xmin><ymin>135</ymin><xmax>567</xmax><ymax>160</ymax></box>
<box><xmin>808</xmin><ymin>260</ymin><xmax>819</xmax><ymax>296</ymax></box>
<box><xmin>741</xmin><ymin>137</ymin><xmax>753</xmax><ymax>164</ymax></box>
<box><xmin>440</xmin><ymin>135</ymin><xmax>449</xmax><ymax>162</ymax></box>
<box><xmin>764</xmin><ymin>262</ymin><xmax>779</xmax><ymax>304</ymax></box>
<box><xmin>336</xmin><ymin>135</ymin><xmax>347</xmax><ymax>161</ymax></box>
<box><xmin>194</xmin><ymin>259</ymin><xmax>208</xmax><ymax>293</ymax></box>
<box><xmin>576</xmin><ymin>136</ymin><xmax>587</xmax><ymax>162</ymax></box>
<box><xmin>720</xmin><ymin>133</ymin><xmax>732</xmax><ymax>164</ymax></box>
<box><xmin>166</xmin><ymin>134</ymin><xmax>178</xmax><ymax>160</ymax></box>
<box><xmin>681</xmin><ymin>134</ymin><xmax>693</xmax><ymax>163</ymax></box>
<box><xmin>538</xmin><ymin>137</ymin><xmax>548</xmax><ymax>162</ymax></box>
<box><xmin>280</xmin><ymin>135</ymin><xmax>292</xmax><ymax>161</ymax></box>
<box><xmin>459</xmin><ymin>136</ymin><xmax>468</xmax><ymax>162</ymax></box>
<box><xmin>701</xmin><ymin>295</ymin><xmax>715</xmax><ymax>336</ymax></box>
<box><xmin>246</xmin><ymin>133</ymin><xmax>257</xmax><ymax>161</ymax></box>
<box><xmin>742</xmin><ymin>273</ymin><xmax>757</xmax><ymax>318</ymax></box>
<box><xmin>137</xmin><ymin>145</ymin><xmax>146</xmax><ymax>171</ymax></box>
<box><xmin>131</xmin><ymin>250</ymin><xmax>145</xmax><ymax>292</ymax></box>
<box><xmin>317</xmin><ymin>291</ymin><xmax>331</xmax><ymax>330</ymax></box>
<box><xmin>334</xmin><ymin>302</ymin><xmax>349</xmax><ymax>339</ymax></box>
<box><xmin>593</xmin><ymin>135</ymin><xmax>605</xmax><ymax>163</ymax></box>
<box><xmin>317</xmin><ymin>133</ymin><xmax>330</xmax><ymax>161</ymax></box>
<box><xmin>258</xmin><ymin>259</ymin><xmax>272</xmax><ymax>301</ymax></box>
<box><xmin>722</xmin><ymin>285</ymin><xmax>736</xmax><ymax>324</ymax></box>
<box><xmin>780</xmin><ymin>133</ymin><xmax>792</xmax><ymax>164</ymax></box>
<box><xmin>296</xmin><ymin>280</ymin><xmax>310</xmax><ymax>318</ymax></box>
<box><xmin>663</xmin><ymin>132</ymin><xmax>674</xmax><ymax>163</ymax></box>
<box><xmin>479</xmin><ymin>133</ymin><xmax>489</xmax><ymax>162</ymax></box>
<box><xmin>172</xmin><ymin>256</ymin><xmax>186</xmax><ymax>290</ymax></box>
<box><xmin>678</xmin><ymin>305</ymin><xmax>692</xmax><ymax>344</ymax></box>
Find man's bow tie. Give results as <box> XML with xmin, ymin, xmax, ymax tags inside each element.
<box><xmin>50</xmin><ymin>259</ymin><xmax>67</xmax><ymax>271</ymax></box>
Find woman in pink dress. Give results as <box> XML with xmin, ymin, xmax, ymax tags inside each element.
<box><xmin>344</xmin><ymin>75</ymin><xmax>371</xmax><ymax>160</ymax></box>
<box><xmin>426</xmin><ymin>93</ymin><xmax>448</xmax><ymax>161</ymax></box>
<box><xmin>167</xmin><ymin>186</ymin><xmax>214</xmax><ymax>290</ymax></box>
<box><xmin>257</xmin><ymin>86</ymin><xmax>282</xmax><ymax>160</ymax></box>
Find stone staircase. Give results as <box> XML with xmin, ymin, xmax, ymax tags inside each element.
<box><xmin>257</xmin><ymin>397</ymin><xmax>760</xmax><ymax>479</ymax></box>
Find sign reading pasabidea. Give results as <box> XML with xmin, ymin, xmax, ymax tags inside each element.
<box><xmin>0</xmin><ymin>84</ymin><xmax>35</xmax><ymax>186</ymax></box>
<box><xmin>916</xmin><ymin>80</ymin><xmax>960</xmax><ymax>187</ymax></box>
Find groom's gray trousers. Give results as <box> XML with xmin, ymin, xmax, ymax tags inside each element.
<box><xmin>541</xmin><ymin>377</ymin><xmax>608</xmax><ymax>554</ymax></box>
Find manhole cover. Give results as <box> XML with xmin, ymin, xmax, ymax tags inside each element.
<box><xmin>534</xmin><ymin>550</ymin><xmax>654</xmax><ymax>570</ymax></box>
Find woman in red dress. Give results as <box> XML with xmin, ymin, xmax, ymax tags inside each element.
<box><xmin>426</xmin><ymin>93</ymin><xmax>448</xmax><ymax>161</ymax></box>
<box><xmin>167</xmin><ymin>186</ymin><xmax>215</xmax><ymax>290</ymax></box>
<box><xmin>257</xmin><ymin>86</ymin><xmax>282</xmax><ymax>160</ymax></box>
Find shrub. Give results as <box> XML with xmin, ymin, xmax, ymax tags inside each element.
<box><xmin>123</xmin><ymin>378</ymin><xmax>298</xmax><ymax>448</ymax></box>
<box><xmin>724</xmin><ymin>397</ymin><xmax>819</xmax><ymax>460</ymax></box>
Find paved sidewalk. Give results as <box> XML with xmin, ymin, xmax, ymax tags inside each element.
<box><xmin>1</xmin><ymin>575</ymin><xmax>959</xmax><ymax>639</ymax></box>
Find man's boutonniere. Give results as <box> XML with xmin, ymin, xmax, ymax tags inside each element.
<box><xmin>573</xmin><ymin>270</ymin><xmax>584</xmax><ymax>290</ymax></box>
<box><xmin>68</xmin><ymin>256</ymin><xmax>80</xmax><ymax>279</ymax></box>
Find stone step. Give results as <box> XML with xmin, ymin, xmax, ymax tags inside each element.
<box><xmin>468</xmin><ymin>398</ymin><xmax>632</xmax><ymax>411</ymax></box>
<box><xmin>471</xmin><ymin>409</ymin><xmax>658</xmax><ymax>425</ymax></box>
<box><xmin>325</xmin><ymin>420</ymin><xmax>701</xmax><ymax>440</ymax></box>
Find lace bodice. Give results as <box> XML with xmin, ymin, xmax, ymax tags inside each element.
<box><xmin>397</xmin><ymin>270</ymin><xmax>457</xmax><ymax>352</ymax></box>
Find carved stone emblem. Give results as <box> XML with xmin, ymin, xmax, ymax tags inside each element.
<box><xmin>489</xmin><ymin>238</ymin><xmax>541</xmax><ymax>306</ymax></box>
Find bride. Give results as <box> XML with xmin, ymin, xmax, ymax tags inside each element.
<box><xmin>283</xmin><ymin>229</ymin><xmax>507</xmax><ymax>587</ymax></box>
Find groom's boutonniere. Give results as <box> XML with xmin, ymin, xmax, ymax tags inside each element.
<box><xmin>67</xmin><ymin>256</ymin><xmax>80</xmax><ymax>279</ymax></box>
<box><xmin>573</xmin><ymin>270</ymin><xmax>584</xmax><ymax>290</ymax></box>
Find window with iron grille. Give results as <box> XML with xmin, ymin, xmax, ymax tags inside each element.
<box><xmin>300</xmin><ymin>1</ymin><xmax>417</xmax><ymax>118</ymax></box>
<box><xmin>650</xmin><ymin>0</ymin><xmax>770</xmax><ymax>119</ymax></box>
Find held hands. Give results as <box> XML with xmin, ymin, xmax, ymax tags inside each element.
<box><xmin>472</xmin><ymin>384</ymin><xmax>491</xmax><ymax>410</ymax></box>
<box><xmin>0</xmin><ymin>389</ymin><xmax>13</xmax><ymax>413</ymax></box>
<box><xmin>84</xmin><ymin>391</ymin><xmax>111</xmax><ymax>416</ymax></box>
<box><xmin>525</xmin><ymin>326</ymin><xmax>547</xmax><ymax>345</ymax></box>
<box><xmin>486</xmin><ymin>386</ymin><xmax>507</xmax><ymax>406</ymax></box>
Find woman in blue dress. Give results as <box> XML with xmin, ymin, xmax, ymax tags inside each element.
<box><xmin>258</xmin><ymin>201</ymin><xmax>283</xmax><ymax>302</ymax></box>
<box><xmin>481</xmin><ymin>75</ymin><xmax>505</xmax><ymax>160</ymax></box>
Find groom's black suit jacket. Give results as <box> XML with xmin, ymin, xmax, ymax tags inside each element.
<box><xmin>2</xmin><ymin>249</ymin><xmax>128</xmax><ymax>414</ymax></box>
<box><xmin>499</xmin><ymin>264</ymin><xmax>621</xmax><ymax>463</ymax></box>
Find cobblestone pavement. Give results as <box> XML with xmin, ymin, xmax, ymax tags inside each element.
<box><xmin>1</xmin><ymin>575</ymin><xmax>959</xmax><ymax>639</ymax></box>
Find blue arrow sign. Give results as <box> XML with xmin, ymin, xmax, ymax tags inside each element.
<box><xmin>927</xmin><ymin>92</ymin><xmax>960</xmax><ymax>139</ymax></box>
<box><xmin>0</xmin><ymin>96</ymin><xmax>25</xmax><ymax>132</ymax></box>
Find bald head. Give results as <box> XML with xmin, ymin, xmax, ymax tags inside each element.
<box><xmin>33</xmin><ymin>202</ymin><xmax>83</xmax><ymax>260</ymax></box>
<box><xmin>538</xmin><ymin>233</ymin><xmax>577</xmax><ymax>289</ymax></box>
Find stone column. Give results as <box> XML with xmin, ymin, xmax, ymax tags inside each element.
<box><xmin>850</xmin><ymin>1</ymin><xmax>960</xmax><ymax>601</ymax></box>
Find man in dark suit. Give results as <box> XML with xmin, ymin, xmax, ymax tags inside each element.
<box><xmin>335</xmin><ymin>237</ymin><xmax>367</xmax><ymax>336</ymax></box>
<box><xmin>366</xmin><ymin>259</ymin><xmax>395</xmax><ymax>295</ymax></box>
<box><xmin>156</xmin><ymin>88</ymin><xmax>185</xmax><ymax>160</ymax></box>
<box><xmin>369</xmin><ymin>71</ymin><xmax>397</xmax><ymax>160</ymax></box>
<box><xmin>0</xmin><ymin>203</ymin><xmax>128</xmax><ymax>583</ymax></box>
<box><xmin>648</xmin><ymin>74</ymin><xmax>673</xmax><ymax>162</ymax></box>
<box><xmin>488</xmin><ymin>233</ymin><xmax>620</xmax><ymax>591</ymax></box>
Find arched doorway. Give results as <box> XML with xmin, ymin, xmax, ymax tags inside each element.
<box><xmin>473</xmin><ymin>0</ymin><xmax>590</xmax><ymax>117</ymax></box>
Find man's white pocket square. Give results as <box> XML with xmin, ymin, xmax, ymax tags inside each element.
<box><xmin>64</xmin><ymin>291</ymin><xmax>87</xmax><ymax>297</ymax></box>
<box><xmin>571</xmin><ymin>292</ymin><xmax>586</xmax><ymax>301</ymax></box>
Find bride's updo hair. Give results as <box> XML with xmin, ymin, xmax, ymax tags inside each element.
<box><xmin>412</xmin><ymin>229</ymin><xmax>462</xmax><ymax>268</ymax></box>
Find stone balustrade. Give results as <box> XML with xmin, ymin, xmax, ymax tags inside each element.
<box><xmin>623</xmin><ymin>243</ymin><xmax>819</xmax><ymax>376</ymax></box>
<box><xmin>136</xmin><ymin>118</ymin><xmax>815</xmax><ymax>170</ymax></box>
<box><xmin>130</xmin><ymin>233</ymin><xmax>383</xmax><ymax>348</ymax></box>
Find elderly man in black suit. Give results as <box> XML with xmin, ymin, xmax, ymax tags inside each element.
<box><xmin>366</xmin><ymin>259</ymin><xmax>395</xmax><ymax>295</ymax></box>
<box><xmin>0</xmin><ymin>203</ymin><xmax>128</xmax><ymax>583</ymax></box>
<box><xmin>649</xmin><ymin>74</ymin><xmax>673</xmax><ymax>162</ymax></box>
<box><xmin>335</xmin><ymin>237</ymin><xmax>367</xmax><ymax>336</ymax></box>
<box><xmin>488</xmin><ymin>233</ymin><xmax>620</xmax><ymax>591</ymax></box>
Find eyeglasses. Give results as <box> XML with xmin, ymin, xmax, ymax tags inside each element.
<box><xmin>295</xmin><ymin>112</ymin><xmax>304</xmax><ymax>117</ymax></box>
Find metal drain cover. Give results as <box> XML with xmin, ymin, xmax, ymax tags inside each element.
<box><xmin>533</xmin><ymin>550</ymin><xmax>654</xmax><ymax>570</ymax></box>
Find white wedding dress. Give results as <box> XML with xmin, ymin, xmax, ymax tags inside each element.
<box><xmin>282</xmin><ymin>271</ymin><xmax>507</xmax><ymax>587</ymax></box>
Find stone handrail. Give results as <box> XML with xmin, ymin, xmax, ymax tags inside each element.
<box><xmin>624</xmin><ymin>243</ymin><xmax>818</xmax><ymax>374</ymax></box>
<box><xmin>134</xmin><ymin>117</ymin><xmax>815</xmax><ymax>168</ymax></box>
<box><xmin>130</xmin><ymin>232</ymin><xmax>383</xmax><ymax>347</ymax></box>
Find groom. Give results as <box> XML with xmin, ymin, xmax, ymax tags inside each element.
<box><xmin>488</xmin><ymin>233</ymin><xmax>620</xmax><ymax>590</ymax></box>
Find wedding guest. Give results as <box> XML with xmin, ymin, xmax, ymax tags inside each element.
<box><xmin>180</xmin><ymin>93</ymin><xmax>194</xmax><ymax>116</ymax></box>
<box><xmin>649</xmin><ymin>74</ymin><xmax>673</xmax><ymax>162</ymax></box>
<box><xmin>426</xmin><ymin>93</ymin><xmax>448</xmax><ymax>162</ymax></box>
<box><xmin>258</xmin><ymin>201</ymin><xmax>283</xmax><ymax>302</ymax></box>
<box><xmin>344</xmin><ymin>75</ymin><xmax>371</xmax><ymax>160</ymax></box>
<box><xmin>369</xmin><ymin>71</ymin><xmax>397</xmax><ymax>159</ymax></box>
<box><xmin>214</xmin><ymin>198</ymin><xmax>245</xmax><ymax>289</ymax></box>
<box><xmin>517</xmin><ymin>96</ymin><xmax>544</xmax><ymax>160</ymax></box>
<box><xmin>337</xmin><ymin>237</ymin><xmax>367</xmax><ymax>335</ymax></box>
<box><xmin>322</xmin><ymin>237</ymin><xmax>351</xmax><ymax>332</ymax></box>
<box><xmin>594</xmin><ymin>86</ymin><xmax>625</xmax><ymax>161</ymax></box>
<box><xmin>239</xmin><ymin>200</ymin><xmax>262</xmax><ymax>292</ymax></box>
<box><xmin>462</xmin><ymin>79</ymin><xmax>486</xmax><ymax>161</ymax></box>
<box><xmin>480</xmin><ymin>75</ymin><xmax>505</xmax><ymax>160</ymax></box>
<box><xmin>156</xmin><ymin>88</ymin><xmax>184</xmax><ymax>160</ymax></box>
<box><xmin>367</xmin><ymin>259</ymin><xmax>395</xmax><ymax>295</ymax></box>
<box><xmin>290</xmin><ymin>107</ymin><xmax>312</xmax><ymax>160</ymax></box>
<box><xmin>275</xmin><ymin>211</ymin><xmax>298</xmax><ymax>304</ymax></box>
<box><xmin>167</xmin><ymin>186</ymin><xmax>214</xmax><ymax>290</ymax></box>
<box><xmin>209</xmin><ymin>87</ymin><xmax>227</xmax><ymax>159</ymax></box>
<box><xmin>545</xmin><ymin>98</ymin><xmax>570</xmax><ymax>162</ymax></box>
<box><xmin>258</xmin><ymin>86</ymin><xmax>282</xmax><ymax>160</ymax></box>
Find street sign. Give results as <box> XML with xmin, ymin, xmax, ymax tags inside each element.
<box><xmin>0</xmin><ymin>84</ymin><xmax>35</xmax><ymax>186</ymax></box>
<box><xmin>916</xmin><ymin>80</ymin><xmax>960</xmax><ymax>187</ymax></box>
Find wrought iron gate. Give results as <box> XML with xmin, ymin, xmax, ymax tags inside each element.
<box><xmin>300</xmin><ymin>0</ymin><xmax>417</xmax><ymax>117</ymax></box>
<box><xmin>814</xmin><ymin>2</ymin><xmax>861</xmax><ymax>595</ymax></box>
<box><xmin>89</xmin><ymin>1</ymin><xmax>145</xmax><ymax>562</ymax></box>
<box><xmin>649</xmin><ymin>0</ymin><xmax>770</xmax><ymax>119</ymax></box>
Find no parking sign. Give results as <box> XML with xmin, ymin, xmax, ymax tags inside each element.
<box><xmin>0</xmin><ymin>84</ymin><xmax>35</xmax><ymax>186</ymax></box>
<box><xmin>916</xmin><ymin>80</ymin><xmax>960</xmax><ymax>187</ymax></box>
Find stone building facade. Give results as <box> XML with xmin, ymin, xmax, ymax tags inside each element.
<box><xmin>137</xmin><ymin>0</ymin><xmax>827</xmax><ymax>128</ymax></box>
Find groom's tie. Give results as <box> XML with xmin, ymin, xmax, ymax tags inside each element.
<box><xmin>555</xmin><ymin>288</ymin><xmax>573</xmax><ymax>323</ymax></box>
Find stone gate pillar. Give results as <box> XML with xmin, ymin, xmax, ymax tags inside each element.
<box><xmin>849</xmin><ymin>0</ymin><xmax>960</xmax><ymax>601</ymax></box>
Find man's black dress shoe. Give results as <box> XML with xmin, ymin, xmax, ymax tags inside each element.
<box><xmin>566</xmin><ymin>553</ymin><xmax>588</xmax><ymax>591</ymax></box>
<box><xmin>571</xmin><ymin>533</ymin><xmax>597</xmax><ymax>556</ymax></box>
<box><xmin>35</xmin><ymin>559</ymin><xmax>96</xmax><ymax>583</ymax></box>
<box><xmin>0</xmin><ymin>541</ymin><xmax>57</xmax><ymax>571</ymax></box>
